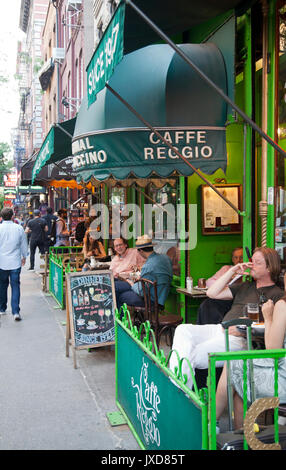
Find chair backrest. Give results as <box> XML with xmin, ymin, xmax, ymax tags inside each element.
<box><xmin>138</xmin><ymin>277</ymin><xmax>159</xmax><ymax>323</ymax></box>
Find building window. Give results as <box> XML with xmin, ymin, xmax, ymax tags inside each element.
<box><xmin>79</xmin><ymin>49</ymin><xmax>84</xmax><ymax>98</ymax></box>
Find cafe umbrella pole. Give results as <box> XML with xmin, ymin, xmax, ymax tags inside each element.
<box><xmin>105</xmin><ymin>83</ymin><xmax>243</xmax><ymax>216</ymax></box>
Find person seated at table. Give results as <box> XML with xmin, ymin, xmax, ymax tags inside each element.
<box><xmin>110</xmin><ymin>237</ymin><xmax>145</xmax><ymax>282</ymax></box>
<box><xmin>205</xmin><ymin>247</ymin><xmax>244</xmax><ymax>288</ymax></box>
<box><xmin>169</xmin><ymin>247</ymin><xmax>284</xmax><ymax>391</ymax></box>
<box><xmin>74</xmin><ymin>213</ymin><xmax>90</xmax><ymax>244</ymax></box>
<box><xmin>197</xmin><ymin>247</ymin><xmax>244</xmax><ymax>325</ymax></box>
<box><xmin>215</xmin><ymin>297</ymin><xmax>286</xmax><ymax>431</ymax></box>
<box><xmin>115</xmin><ymin>234</ymin><xmax>173</xmax><ymax>314</ymax></box>
<box><xmin>166</xmin><ymin>241</ymin><xmax>180</xmax><ymax>276</ymax></box>
<box><xmin>82</xmin><ymin>225</ymin><xmax>106</xmax><ymax>264</ymax></box>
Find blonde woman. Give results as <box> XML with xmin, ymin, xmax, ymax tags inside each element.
<box><xmin>82</xmin><ymin>227</ymin><xmax>106</xmax><ymax>260</ymax></box>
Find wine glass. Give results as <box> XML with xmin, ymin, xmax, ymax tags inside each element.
<box><xmin>105</xmin><ymin>309</ymin><xmax>112</xmax><ymax>324</ymax></box>
<box><xmin>98</xmin><ymin>308</ymin><xmax>105</xmax><ymax>324</ymax></box>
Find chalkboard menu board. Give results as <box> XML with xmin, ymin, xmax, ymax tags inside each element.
<box><xmin>66</xmin><ymin>270</ymin><xmax>116</xmax><ymax>361</ymax></box>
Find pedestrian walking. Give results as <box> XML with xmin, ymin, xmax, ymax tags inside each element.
<box><xmin>24</xmin><ymin>212</ymin><xmax>33</xmax><ymax>245</ymax></box>
<box><xmin>25</xmin><ymin>209</ymin><xmax>48</xmax><ymax>271</ymax></box>
<box><xmin>43</xmin><ymin>207</ymin><xmax>57</xmax><ymax>252</ymax></box>
<box><xmin>55</xmin><ymin>208</ymin><xmax>70</xmax><ymax>247</ymax></box>
<box><xmin>0</xmin><ymin>207</ymin><xmax>28</xmax><ymax>321</ymax></box>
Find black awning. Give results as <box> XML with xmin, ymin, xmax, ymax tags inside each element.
<box><xmin>20</xmin><ymin>154</ymin><xmax>49</xmax><ymax>185</ymax></box>
<box><xmin>38</xmin><ymin>58</ymin><xmax>54</xmax><ymax>91</ymax></box>
<box><xmin>21</xmin><ymin>154</ymin><xmax>76</xmax><ymax>186</ymax></box>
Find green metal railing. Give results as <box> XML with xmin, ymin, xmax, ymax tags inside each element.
<box><xmin>115</xmin><ymin>304</ymin><xmax>209</xmax><ymax>450</ymax></box>
<box><xmin>115</xmin><ymin>304</ymin><xmax>286</xmax><ymax>450</ymax></box>
<box><xmin>207</xmin><ymin>348</ymin><xmax>286</xmax><ymax>450</ymax></box>
<box><xmin>49</xmin><ymin>252</ymin><xmax>65</xmax><ymax>308</ymax></box>
<box><xmin>49</xmin><ymin>246</ymin><xmax>83</xmax><ymax>256</ymax></box>
<box><xmin>48</xmin><ymin>247</ymin><xmax>81</xmax><ymax>308</ymax></box>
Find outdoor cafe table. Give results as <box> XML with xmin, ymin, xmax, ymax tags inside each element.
<box><xmin>176</xmin><ymin>287</ymin><xmax>207</xmax><ymax>323</ymax></box>
<box><xmin>176</xmin><ymin>287</ymin><xmax>208</xmax><ymax>299</ymax></box>
<box><xmin>87</xmin><ymin>261</ymin><xmax>112</xmax><ymax>270</ymax></box>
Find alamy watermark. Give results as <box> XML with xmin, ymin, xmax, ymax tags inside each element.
<box><xmin>88</xmin><ymin>203</ymin><xmax>197</xmax><ymax>250</ymax></box>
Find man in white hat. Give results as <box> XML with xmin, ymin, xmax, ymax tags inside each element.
<box><xmin>116</xmin><ymin>234</ymin><xmax>173</xmax><ymax>313</ymax></box>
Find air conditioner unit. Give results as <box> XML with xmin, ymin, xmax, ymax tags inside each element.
<box><xmin>67</xmin><ymin>0</ymin><xmax>82</xmax><ymax>11</ymax></box>
<box><xmin>52</xmin><ymin>48</ymin><xmax>65</xmax><ymax>61</ymax></box>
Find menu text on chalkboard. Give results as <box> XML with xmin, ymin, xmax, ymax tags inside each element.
<box><xmin>66</xmin><ymin>270</ymin><xmax>116</xmax><ymax>352</ymax></box>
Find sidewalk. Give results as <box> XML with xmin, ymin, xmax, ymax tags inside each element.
<box><xmin>0</xmin><ymin>255</ymin><xmax>139</xmax><ymax>450</ymax></box>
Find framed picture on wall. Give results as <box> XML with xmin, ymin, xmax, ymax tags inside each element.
<box><xmin>201</xmin><ymin>184</ymin><xmax>243</xmax><ymax>235</ymax></box>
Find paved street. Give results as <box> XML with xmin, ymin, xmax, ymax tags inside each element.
<box><xmin>0</xmin><ymin>254</ymin><xmax>139</xmax><ymax>450</ymax></box>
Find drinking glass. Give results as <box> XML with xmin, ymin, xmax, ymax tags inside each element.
<box><xmin>105</xmin><ymin>309</ymin><xmax>112</xmax><ymax>324</ymax></box>
<box><xmin>98</xmin><ymin>308</ymin><xmax>105</xmax><ymax>323</ymax></box>
<box><xmin>247</xmin><ymin>303</ymin><xmax>259</xmax><ymax>322</ymax></box>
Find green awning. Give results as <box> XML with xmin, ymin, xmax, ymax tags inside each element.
<box><xmin>21</xmin><ymin>154</ymin><xmax>49</xmax><ymax>185</ymax></box>
<box><xmin>73</xmin><ymin>42</ymin><xmax>230</xmax><ymax>183</ymax></box>
<box><xmin>31</xmin><ymin>118</ymin><xmax>76</xmax><ymax>184</ymax></box>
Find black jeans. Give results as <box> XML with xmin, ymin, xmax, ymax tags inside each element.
<box><xmin>196</xmin><ymin>298</ymin><xmax>233</xmax><ymax>325</ymax></box>
<box><xmin>29</xmin><ymin>239</ymin><xmax>45</xmax><ymax>269</ymax></box>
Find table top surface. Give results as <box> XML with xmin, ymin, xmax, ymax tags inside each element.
<box><xmin>176</xmin><ymin>287</ymin><xmax>207</xmax><ymax>297</ymax></box>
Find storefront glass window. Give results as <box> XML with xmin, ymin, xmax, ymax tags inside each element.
<box><xmin>275</xmin><ymin>2</ymin><xmax>286</xmax><ymax>264</ymax></box>
<box><xmin>109</xmin><ymin>186</ymin><xmax>126</xmax><ymax>241</ymax></box>
<box><xmin>147</xmin><ymin>181</ymin><xmax>181</xmax><ymax>276</ymax></box>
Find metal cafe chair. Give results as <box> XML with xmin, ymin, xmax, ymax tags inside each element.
<box><xmin>129</xmin><ymin>277</ymin><xmax>183</xmax><ymax>348</ymax></box>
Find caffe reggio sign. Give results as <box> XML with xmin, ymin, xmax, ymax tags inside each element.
<box><xmin>72</xmin><ymin>127</ymin><xmax>227</xmax><ymax>181</ymax></box>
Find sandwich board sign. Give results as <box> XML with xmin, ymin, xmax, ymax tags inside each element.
<box><xmin>65</xmin><ymin>270</ymin><xmax>116</xmax><ymax>368</ymax></box>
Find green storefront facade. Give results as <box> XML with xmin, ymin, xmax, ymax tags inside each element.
<box><xmin>31</xmin><ymin>0</ymin><xmax>286</xmax><ymax>321</ymax></box>
<box><xmin>71</xmin><ymin>1</ymin><xmax>286</xmax><ymax>321</ymax></box>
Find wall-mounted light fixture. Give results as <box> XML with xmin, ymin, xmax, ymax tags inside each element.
<box><xmin>61</xmin><ymin>96</ymin><xmax>81</xmax><ymax>110</ymax></box>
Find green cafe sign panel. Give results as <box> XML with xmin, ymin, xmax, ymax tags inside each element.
<box><xmin>31</xmin><ymin>133</ymin><xmax>53</xmax><ymax>183</ymax></box>
<box><xmin>86</xmin><ymin>3</ymin><xmax>125</xmax><ymax>108</ymax></box>
<box><xmin>116</xmin><ymin>322</ymin><xmax>204</xmax><ymax>450</ymax></box>
<box><xmin>72</xmin><ymin>127</ymin><xmax>227</xmax><ymax>181</ymax></box>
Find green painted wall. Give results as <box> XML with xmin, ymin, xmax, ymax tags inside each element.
<box><xmin>187</xmin><ymin>122</ymin><xmax>244</xmax><ymax>286</ymax></box>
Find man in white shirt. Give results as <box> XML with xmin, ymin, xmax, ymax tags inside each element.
<box><xmin>0</xmin><ymin>208</ymin><xmax>28</xmax><ymax>321</ymax></box>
